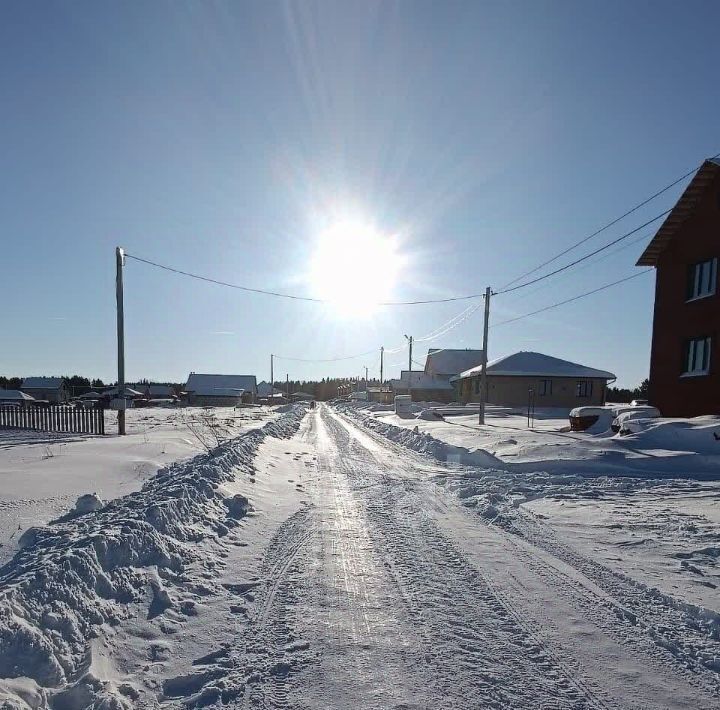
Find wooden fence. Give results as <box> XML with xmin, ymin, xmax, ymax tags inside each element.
<box><xmin>0</xmin><ymin>404</ymin><xmax>106</xmax><ymax>435</ymax></box>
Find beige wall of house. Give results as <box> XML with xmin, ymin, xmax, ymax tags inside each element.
<box><xmin>459</xmin><ymin>375</ymin><xmax>607</xmax><ymax>407</ymax></box>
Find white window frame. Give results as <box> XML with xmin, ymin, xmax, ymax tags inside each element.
<box><xmin>687</xmin><ymin>258</ymin><xmax>718</xmax><ymax>301</ymax></box>
<box><xmin>683</xmin><ymin>336</ymin><xmax>712</xmax><ymax>377</ymax></box>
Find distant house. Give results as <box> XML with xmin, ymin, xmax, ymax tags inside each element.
<box><xmin>184</xmin><ymin>373</ymin><xmax>257</xmax><ymax>406</ymax></box>
<box><xmin>132</xmin><ymin>384</ymin><xmax>176</xmax><ymax>399</ymax></box>
<box><xmin>256</xmin><ymin>381</ymin><xmax>283</xmax><ymax>399</ymax></box>
<box><xmin>0</xmin><ymin>389</ymin><xmax>35</xmax><ymax>404</ymax></box>
<box><xmin>290</xmin><ymin>391</ymin><xmax>314</xmax><ymax>401</ymax></box>
<box><xmin>21</xmin><ymin>377</ymin><xmax>69</xmax><ymax>403</ymax></box>
<box><xmin>456</xmin><ymin>351</ymin><xmax>615</xmax><ymax>408</ymax></box>
<box><xmin>390</xmin><ymin>370</ymin><xmax>455</xmax><ymax>403</ymax></box>
<box><xmin>637</xmin><ymin>157</ymin><xmax>720</xmax><ymax>416</ymax></box>
<box><xmin>424</xmin><ymin>349</ymin><xmax>484</xmax><ymax>381</ymax></box>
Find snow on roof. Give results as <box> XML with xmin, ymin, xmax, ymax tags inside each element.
<box><xmin>0</xmin><ymin>389</ymin><xmax>35</xmax><ymax>400</ymax></box>
<box><xmin>185</xmin><ymin>373</ymin><xmax>257</xmax><ymax>397</ymax></box>
<box><xmin>21</xmin><ymin>377</ymin><xmax>65</xmax><ymax>390</ymax></box>
<box><xmin>424</xmin><ymin>349</ymin><xmax>484</xmax><ymax>376</ymax></box>
<box><xmin>459</xmin><ymin>351</ymin><xmax>615</xmax><ymax>380</ymax></box>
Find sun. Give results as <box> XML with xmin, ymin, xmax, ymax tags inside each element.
<box><xmin>308</xmin><ymin>219</ymin><xmax>403</xmax><ymax>317</ymax></box>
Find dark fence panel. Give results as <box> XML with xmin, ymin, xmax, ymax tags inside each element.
<box><xmin>0</xmin><ymin>404</ymin><xmax>105</xmax><ymax>435</ymax></box>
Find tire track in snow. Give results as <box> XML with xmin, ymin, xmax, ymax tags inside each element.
<box><xmin>321</xmin><ymin>408</ymin><xmax>606</xmax><ymax>709</ymax></box>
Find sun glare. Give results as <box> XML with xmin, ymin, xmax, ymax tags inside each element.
<box><xmin>308</xmin><ymin>219</ymin><xmax>403</xmax><ymax>317</ymax></box>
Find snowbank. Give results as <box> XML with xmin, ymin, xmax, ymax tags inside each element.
<box><xmin>336</xmin><ymin>403</ymin><xmax>502</xmax><ymax>468</ymax></box>
<box><xmin>0</xmin><ymin>406</ymin><xmax>307</xmax><ymax>708</ymax></box>
<box><xmin>621</xmin><ymin>416</ymin><xmax>720</xmax><ymax>453</ymax></box>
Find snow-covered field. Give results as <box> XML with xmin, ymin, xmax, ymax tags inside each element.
<box><xmin>1</xmin><ymin>402</ymin><xmax>719</xmax><ymax>709</ymax></box>
<box><xmin>0</xmin><ymin>406</ymin><xmax>276</xmax><ymax>564</ymax></box>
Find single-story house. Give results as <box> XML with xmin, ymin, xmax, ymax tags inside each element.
<box><xmin>21</xmin><ymin>377</ymin><xmax>69</xmax><ymax>403</ymax></box>
<box><xmin>78</xmin><ymin>391</ymin><xmax>103</xmax><ymax>401</ymax></box>
<box><xmin>455</xmin><ymin>351</ymin><xmax>616</xmax><ymax>408</ymax></box>
<box><xmin>256</xmin><ymin>381</ymin><xmax>283</xmax><ymax>399</ymax></box>
<box><xmin>0</xmin><ymin>389</ymin><xmax>35</xmax><ymax>404</ymax></box>
<box><xmin>131</xmin><ymin>384</ymin><xmax>176</xmax><ymax>399</ymax></box>
<box><xmin>424</xmin><ymin>348</ymin><xmax>484</xmax><ymax>381</ymax></box>
<box><xmin>184</xmin><ymin>373</ymin><xmax>257</xmax><ymax>406</ymax></box>
<box><xmin>101</xmin><ymin>386</ymin><xmax>144</xmax><ymax>400</ymax></box>
<box><xmin>390</xmin><ymin>370</ymin><xmax>455</xmax><ymax>403</ymax></box>
<box><xmin>290</xmin><ymin>391</ymin><xmax>314</xmax><ymax>401</ymax></box>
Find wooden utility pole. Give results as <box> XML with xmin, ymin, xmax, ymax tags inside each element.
<box><xmin>286</xmin><ymin>373</ymin><xmax>289</xmax><ymax>400</ymax></box>
<box><xmin>270</xmin><ymin>354</ymin><xmax>274</xmax><ymax>393</ymax></box>
<box><xmin>380</xmin><ymin>346</ymin><xmax>384</xmax><ymax>386</ymax></box>
<box><xmin>115</xmin><ymin>247</ymin><xmax>126</xmax><ymax>435</ymax></box>
<box><xmin>405</xmin><ymin>335</ymin><xmax>413</xmax><ymax>371</ymax></box>
<box><xmin>478</xmin><ymin>287</ymin><xmax>491</xmax><ymax>425</ymax></box>
<box><xmin>365</xmin><ymin>366</ymin><xmax>368</xmax><ymax>386</ymax></box>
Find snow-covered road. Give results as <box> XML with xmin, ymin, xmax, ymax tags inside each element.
<box><xmin>173</xmin><ymin>405</ymin><xmax>719</xmax><ymax>709</ymax></box>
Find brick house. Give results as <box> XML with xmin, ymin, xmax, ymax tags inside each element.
<box><xmin>637</xmin><ymin>158</ymin><xmax>720</xmax><ymax>416</ymax></box>
<box><xmin>455</xmin><ymin>351</ymin><xmax>615</xmax><ymax>408</ymax></box>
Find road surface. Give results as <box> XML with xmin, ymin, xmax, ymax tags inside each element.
<box><xmin>169</xmin><ymin>405</ymin><xmax>720</xmax><ymax>709</ymax></box>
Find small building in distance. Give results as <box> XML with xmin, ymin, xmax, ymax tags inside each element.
<box><xmin>424</xmin><ymin>349</ymin><xmax>484</xmax><ymax>381</ymax></box>
<box><xmin>21</xmin><ymin>377</ymin><xmax>69</xmax><ymax>403</ymax></box>
<box><xmin>390</xmin><ymin>371</ymin><xmax>455</xmax><ymax>403</ymax></box>
<box><xmin>0</xmin><ymin>389</ymin><xmax>36</xmax><ymax>405</ymax></box>
<box><xmin>637</xmin><ymin>157</ymin><xmax>720</xmax><ymax>416</ymax></box>
<box><xmin>184</xmin><ymin>373</ymin><xmax>257</xmax><ymax>406</ymax></box>
<box><xmin>456</xmin><ymin>351</ymin><xmax>615</xmax><ymax>408</ymax></box>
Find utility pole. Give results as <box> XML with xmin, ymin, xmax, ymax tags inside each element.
<box><xmin>365</xmin><ymin>366</ymin><xmax>368</xmax><ymax>387</ymax></box>
<box><xmin>270</xmin><ymin>354</ymin><xmax>274</xmax><ymax>393</ymax></box>
<box><xmin>404</xmin><ymin>334</ymin><xmax>413</xmax><ymax>371</ymax></box>
<box><xmin>478</xmin><ymin>287</ymin><xmax>491</xmax><ymax>425</ymax></box>
<box><xmin>380</xmin><ymin>346</ymin><xmax>384</xmax><ymax>387</ymax></box>
<box><xmin>286</xmin><ymin>373</ymin><xmax>289</xmax><ymax>400</ymax></box>
<box><xmin>115</xmin><ymin>247</ymin><xmax>126</xmax><ymax>435</ymax></box>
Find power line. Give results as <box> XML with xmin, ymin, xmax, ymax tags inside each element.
<box><xmin>496</xmin><ymin>210</ymin><xmax>669</xmax><ymax>296</ymax></box>
<box><xmin>124</xmin><ymin>253</ymin><xmax>486</xmax><ymax>306</ymax></box>
<box><xmin>499</xmin><ymin>152</ymin><xmax>719</xmax><ymax>290</ymax></box>
<box><xmin>492</xmin><ymin>270</ymin><xmax>652</xmax><ymax>328</ymax></box>
<box><xmin>273</xmin><ymin>349</ymin><xmax>377</xmax><ymax>363</ymax></box>
<box><xmin>501</xmin><ymin>229</ymin><xmax>655</xmax><ymax>305</ymax></box>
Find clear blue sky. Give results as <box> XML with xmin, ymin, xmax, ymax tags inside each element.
<box><xmin>2</xmin><ymin>0</ymin><xmax>719</xmax><ymax>388</ymax></box>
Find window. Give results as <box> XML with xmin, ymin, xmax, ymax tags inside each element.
<box><xmin>539</xmin><ymin>379</ymin><xmax>552</xmax><ymax>396</ymax></box>
<box><xmin>684</xmin><ymin>336</ymin><xmax>711</xmax><ymax>376</ymax></box>
<box><xmin>576</xmin><ymin>380</ymin><xmax>593</xmax><ymax>398</ymax></box>
<box><xmin>687</xmin><ymin>258</ymin><xmax>717</xmax><ymax>300</ymax></box>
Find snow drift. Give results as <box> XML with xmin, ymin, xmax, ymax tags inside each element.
<box><xmin>0</xmin><ymin>405</ymin><xmax>307</xmax><ymax>708</ymax></box>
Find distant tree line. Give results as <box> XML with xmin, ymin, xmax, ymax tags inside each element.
<box><xmin>0</xmin><ymin>375</ymin><xmax>182</xmax><ymax>396</ymax></box>
<box><xmin>606</xmin><ymin>378</ymin><xmax>649</xmax><ymax>404</ymax></box>
<box><xmin>273</xmin><ymin>376</ymin><xmax>380</xmax><ymax>401</ymax></box>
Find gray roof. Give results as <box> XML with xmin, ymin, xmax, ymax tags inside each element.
<box><xmin>424</xmin><ymin>349</ymin><xmax>484</xmax><ymax>376</ymax></box>
<box><xmin>459</xmin><ymin>351</ymin><xmax>615</xmax><ymax>380</ymax></box>
<box><xmin>22</xmin><ymin>377</ymin><xmax>65</xmax><ymax>390</ymax></box>
<box><xmin>0</xmin><ymin>389</ymin><xmax>35</xmax><ymax>401</ymax></box>
<box><xmin>185</xmin><ymin>373</ymin><xmax>257</xmax><ymax>397</ymax></box>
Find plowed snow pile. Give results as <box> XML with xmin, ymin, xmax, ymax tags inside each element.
<box><xmin>0</xmin><ymin>406</ymin><xmax>306</xmax><ymax>709</ymax></box>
